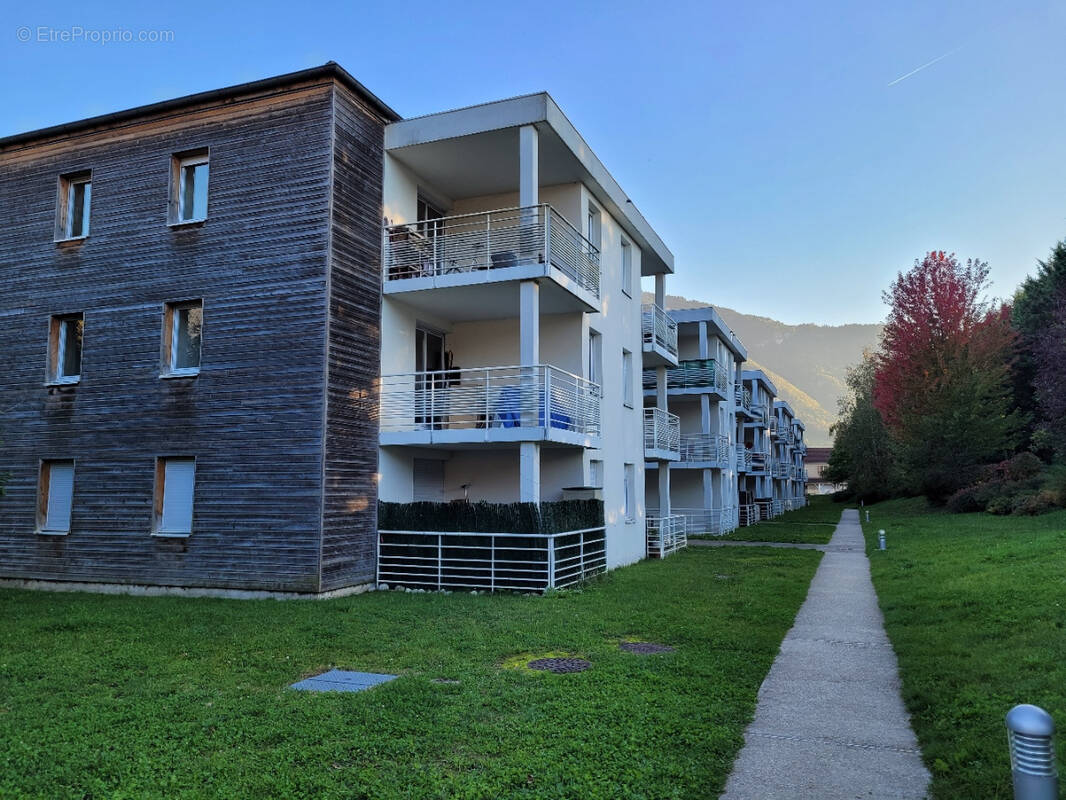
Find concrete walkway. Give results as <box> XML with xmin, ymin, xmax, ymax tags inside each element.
<box><xmin>720</xmin><ymin>509</ymin><xmax>931</xmax><ymax>799</ymax></box>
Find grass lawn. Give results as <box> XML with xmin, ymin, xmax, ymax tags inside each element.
<box><xmin>862</xmin><ymin>497</ymin><xmax>1066</xmax><ymax>798</ymax></box>
<box><xmin>714</xmin><ymin>495</ymin><xmax>849</xmax><ymax>544</ymax></box>
<box><xmin>0</xmin><ymin>546</ymin><xmax>820</xmax><ymax>799</ymax></box>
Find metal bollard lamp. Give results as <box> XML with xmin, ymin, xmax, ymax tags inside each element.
<box><xmin>877</xmin><ymin>530</ymin><xmax>886</xmax><ymax>550</ymax></box>
<box><xmin>1006</xmin><ymin>704</ymin><xmax>1058</xmax><ymax>800</ymax></box>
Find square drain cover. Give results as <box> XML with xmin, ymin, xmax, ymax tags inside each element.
<box><xmin>291</xmin><ymin>668</ymin><xmax>397</xmax><ymax>693</ymax></box>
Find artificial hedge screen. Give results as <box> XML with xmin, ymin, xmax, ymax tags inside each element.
<box><xmin>379</xmin><ymin>499</ymin><xmax>604</xmax><ymax>534</ymax></box>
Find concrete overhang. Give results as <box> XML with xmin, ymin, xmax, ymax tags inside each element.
<box><xmin>773</xmin><ymin>399</ymin><xmax>795</xmax><ymax>418</ymax></box>
<box><xmin>385</xmin><ymin>92</ymin><xmax>674</xmax><ymax>276</ymax></box>
<box><xmin>669</xmin><ymin>306</ymin><xmax>747</xmax><ymax>361</ymax></box>
<box><xmin>742</xmin><ymin>369</ymin><xmax>777</xmax><ymax>398</ymax></box>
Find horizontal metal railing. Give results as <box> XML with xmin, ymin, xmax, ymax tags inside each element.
<box><xmin>737</xmin><ymin>448</ymin><xmax>753</xmax><ymax>472</ymax></box>
<box><xmin>384</xmin><ymin>204</ymin><xmax>600</xmax><ymax>298</ymax></box>
<box><xmin>643</xmin><ymin>407</ymin><xmax>680</xmax><ymax>456</ymax></box>
<box><xmin>738</xmin><ymin>504</ymin><xmax>758</xmax><ymax>526</ymax></box>
<box><xmin>756</xmin><ymin>499</ymin><xmax>775</xmax><ymax>519</ymax></box>
<box><xmin>750</xmin><ymin>451</ymin><xmax>769</xmax><ymax>472</ymax></box>
<box><xmin>379</xmin><ymin>364</ymin><xmax>600</xmax><ymax>437</ymax></box>
<box><xmin>377</xmin><ymin>527</ymin><xmax>606</xmax><ymax>592</ymax></box>
<box><xmin>734</xmin><ymin>384</ymin><xmax>753</xmax><ymax>412</ymax></box>
<box><xmin>643</xmin><ymin>358</ymin><xmax>728</xmax><ymax>394</ymax></box>
<box><xmin>772</xmin><ymin>463</ymin><xmax>789</xmax><ymax>478</ymax></box>
<box><xmin>641</xmin><ymin>304</ymin><xmax>678</xmax><ymax>357</ymax></box>
<box><xmin>679</xmin><ymin>432</ymin><xmax>730</xmax><ymax>463</ymax></box>
<box><xmin>646</xmin><ymin>514</ymin><xmax>687</xmax><ymax>558</ymax></box>
<box><xmin>652</xmin><ymin>506</ymin><xmax>738</xmax><ymax>536</ymax></box>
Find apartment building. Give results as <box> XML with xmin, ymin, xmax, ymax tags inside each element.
<box><xmin>375</xmin><ymin>93</ymin><xmax>676</xmax><ymax>582</ymax></box>
<box><xmin>0</xmin><ymin>65</ymin><xmax>678</xmax><ymax>594</ymax></box>
<box><xmin>789</xmin><ymin>418</ymin><xmax>808</xmax><ymax>508</ymax></box>
<box><xmin>0</xmin><ymin>64</ymin><xmax>396</xmax><ymax>594</ymax></box>
<box><xmin>643</xmin><ymin>307</ymin><xmax>746</xmax><ymax>538</ymax></box>
<box><xmin>737</xmin><ymin>369</ymin><xmax>776</xmax><ymax>524</ymax></box>
<box><xmin>771</xmin><ymin>400</ymin><xmax>798</xmax><ymax>513</ymax></box>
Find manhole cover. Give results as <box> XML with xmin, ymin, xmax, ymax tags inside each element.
<box><xmin>431</xmin><ymin>678</ymin><xmax>460</xmax><ymax>684</ymax></box>
<box><xmin>619</xmin><ymin>642</ymin><xmax>675</xmax><ymax>655</ymax></box>
<box><xmin>527</xmin><ymin>657</ymin><xmax>591</xmax><ymax>673</ymax></box>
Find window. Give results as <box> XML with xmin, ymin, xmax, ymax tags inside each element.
<box><xmin>622</xmin><ymin>349</ymin><xmax>634</xmax><ymax>407</ymax></box>
<box><xmin>623</xmin><ymin>463</ymin><xmax>635</xmax><ymax>523</ymax></box>
<box><xmin>588</xmin><ymin>330</ymin><xmax>602</xmax><ymax>389</ymax></box>
<box><xmin>170</xmin><ymin>150</ymin><xmax>209</xmax><ymax>223</ymax></box>
<box><xmin>589</xmin><ymin>459</ymin><xmax>604</xmax><ymax>488</ymax></box>
<box><xmin>48</xmin><ymin>313</ymin><xmax>83</xmax><ymax>384</ymax></box>
<box><xmin>154</xmin><ymin>458</ymin><xmax>196</xmax><ymax>535</ymax></box>
<box><xmin>56</xmin><ymin>172</ymin><xmax>91</xmax><ymax>240</ymax></box>
<box><xmin>38</xmin><ymin>460</ymin><xmax>75</xmax><ymax>534</ymax></box>
<box><xmin>162</xmin><ymin>300</ymin><xmax>203</xmax><ymax>376</ymax></box>
<box><xmin>586</xmin><ymin>202</ymin><xmax>601</xmax><ymax>250</ymax></box>
<box><xmin>621</xmin><ymin>239</ymin><xmax>632</xmax><ymax>297</ymax></box>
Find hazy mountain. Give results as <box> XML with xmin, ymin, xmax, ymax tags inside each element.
<box><xmin>647</xmin><ymin>293</ymin><xmax>882</xmax><ymax>446</ymax></box>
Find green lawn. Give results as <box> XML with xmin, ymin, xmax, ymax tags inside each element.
<box><xmin>862</xmin><ymin>498</ymin><xmax>1066</xmax><ymax>798</ymax></box>
<box><xmin>716</xmin><ymin>495</ymin><xmax>848</xmax><ymax>544</ymax></box>
<box><xmin>0</xmin><ymin>546</ymin><xmax>821</xmax><ymax>799</ymax></box>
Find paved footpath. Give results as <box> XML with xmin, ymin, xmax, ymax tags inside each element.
<box><xmin>720</xmin><ymin>509</ymin><xmax>931</xmax><ymax>799</ymax></box>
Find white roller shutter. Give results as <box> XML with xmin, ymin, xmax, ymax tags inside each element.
<box><xmin>160</xmin><ymin>459</ymin><xmax>196</xmax><ymax>533</ymax></box>
<box><xmin>413</xmin><ymin>458</ymin><xmax>444</xmax><ymax>502</ymax></box>
<box><xmin>43</xmin><ymin>461</ymin><xmax>75</xmax><ymax>532</ymax></box>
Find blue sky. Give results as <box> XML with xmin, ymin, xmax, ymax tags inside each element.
<box><xmin>4</xmin><ymin>0</ymin><xmax>1064</xmax><ymax>325</ymax></box>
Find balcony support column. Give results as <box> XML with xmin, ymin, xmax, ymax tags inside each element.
<box><xmin>656</xmin><ymin>365</ymin><xmax>667</xmax><ymax>412</ymax></box>
<box><xmin>698</xmin><ymin>321</ymin><xmax>709</xmax><ymax>360</ymax></box>
<box><xmin>702</xmin><ymin>468</ymin><xmax>714</xmax><ymax>517</ymax></box>
<box><xmin>519</xmin><ymin>278</ymin><xmax>541</xmax><ymax>503</ymax></box>
<box><xmin>700</xmin><ymin>394</ymin><xmax>712</xmax><ymax>436</ymax></box>
<box><xmin>654</xmin><ymin>273</ymin><xmax>665</xmax><ymax>307</ymax></box>
<box><xmin>519</xmin><ymin>125</ymin><xmax>539</xmax><ymax>207</ymax></box>
<box><xmin>658</xmin><ymin>461</ymin><xmax>671</xmax><ymax>517</ymax></box>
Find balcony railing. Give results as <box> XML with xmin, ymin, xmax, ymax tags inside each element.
<box><xmin>773</xmin><ymin>463</ymin><xmax>789</xmax><ymax>478</ymax></box>
<box><xmin>641</xmin><ymin>304</ymin><xmax>678</xmax><ymax>357</ymax></box>
<box><xmin>738</xmin><ymin>504</ymin><xmax>758</xmax><ymax>526</ymax></box>
<box><xmin>646</xmin><ymin>514</ymin><xmax>687</xmax><ymax>558</ymax></box>
<box><xmin>736</xmin><ymin>448</ymin><xmax>753</xmax><ymax>472</ymax></box>
<box><xmin>677</xmin><ymin>506</ymin><xmax>738</xmax><ymax>536</ymax></box>
<box><xmin>734</xmin><ymin>384</ymin><xmax>753</xmax><ymax>412</ymax></box>
<box><xmin>643</xmin><ymin>359</ymin><xmax>729</xmax><ymax>394</ymax></box>
<box><xmin>756</xmin><ymin>499</ymin><xmax>775</xmax><ymax>519</ymax></box>
<box><xmin>679</xmin><ymin>432</ymin><xmax>730</xmax><ymax>463</ymax></box>
<box><xmin>384</xmin><ymin>204</ymin><xmax>600</xmax><ymax>298</ymax></box>
<box><xmin>377</xmin><ymin>527</ymin><xmax>606</xmax><ymax>592</ymax></box>
<box><xmin>750</xmin><ymin>451</ymin><xmax>769</xmax><ymax>472</ymax></box>
<box><xmin>644</xmin><ymin>407</ymin><xmax>680</xmax><ymax>457</ymax></box>
<box><xmin>379</xmin><ymin>365</ymin><xmax>600</xmax><ymax>437</ymax></box>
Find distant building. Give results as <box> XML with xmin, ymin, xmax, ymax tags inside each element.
<box><xmin>804</xmin><ymin>447</ymin><xmax>841</xmax><ymax>494</ymax></box>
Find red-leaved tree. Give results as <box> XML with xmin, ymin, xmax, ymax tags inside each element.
<box><xmin>874</xmin><ymin>251</ymin><xmax>1020</xmax><ymax>499</ymax></box>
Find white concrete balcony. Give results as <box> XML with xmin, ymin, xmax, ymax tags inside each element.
<box><xmin>379</xmin><ymin>365</ymin><xmax>600</xmax><ymax>448</ymax></box>
<box><xmin>641</xmin><ymin>304</ymin><xmax>679</xmax><ymax>367</ymax></box>
<box><xmin>383</xmin><ymin>205</ymin><xmax>599</xmax><ymax>321</ymax></box>
<box><xmin>642</xmin><ymin>358</ymin><xmax>729</xmax><ymax>399</ymax></box>
<box><xmin>676</xmin><ymin>432</ymin><xmax>730</xmax><ymax>467</ymax></box>
<box><xmin>772</xmin><ymin>463</ymin><xmax>789</xmax><ymax>479</ymax></box>
<box><xmin>736</xmin><ymin>448</ymin><xmax>754</xmax><ymax>473</ymax></box>
<box><xmin>643</xmin><ymin>407</ymin><xmax>680</xmax><ymax>461</ymax></box>
<box><xmin>749</xmin><ymin>451</ymin><xmax>770</xmax><ymax>475</ymax></box>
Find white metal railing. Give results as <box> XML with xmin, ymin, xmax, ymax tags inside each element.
<box><xmin>644</xmin><ymin>407</ymin><xmax>680</xmax><ymax>456</ymax></box>
<box><xmin>379</xmin><ymin>365</ymin><xmax>600</xmax><ymax>437</ymax></box>
<box><xmin>737</xmin><ymin>448</ymin><xmax>753</xmax><ymax>472</ymax></box>
<box><xmin>679</xmin><ymin>432</ymin><xmax>730</xmax><ymax>463</ymax></box>
<box><xmin>772</xmin><ymin>499</ymin><xmax>783</xmax><ymax>516</ymax></box>
<box><xmin>377</xmin><ymin>527</ymin><xmax>606</xmax><ymax>592</ymax></box>
<box><xmin>739</xmin><ymin>504</ymin><xmax>758</xmax><ymax>526</ymax></box>
<box><xmin>644</xmin><ymin>359</ymin><xmax>728</xmax><ymax>394</ymax></box>
<box><xmin>384</xmin><ymin>204</ymin><xmax>600</xmax><ymax>298</ymax></box>
<box><xmin>773</xmin><ymin>463</ymin><xmax>790</xmax><ymax>478</ymax></box>
<box><xmin>750</xmin><ymin>451</ymin><xmax>769</xmax><ymax>472</ymax></box>
<box><xmin>641</xmin><ymin>304</ymin><xmax>678</xmax><ymax>357</ymax></box>
<box><xmin>646</xmin><ymin>514</ymin><xmax>687</xmax><ymax>557</ymax></box>
<box><xmin>653</xmin><ymin>506</ymin><xmax>738</xmax><ymax>536</ymax></box>
<box><xmin>734</xmin><ymin>384</ymin><xmax>753</xmax><ymax>412</ymax></box>
<box><xmin>756</xmin><ymin>499</ymin><xmax>775</xmax><ymax>519</ymax></box>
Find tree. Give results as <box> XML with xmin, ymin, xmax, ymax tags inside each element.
<box><xmin>1031</xmin><ymin>292</ymin><xmax>1066</xmax><ymax>456</ymax></box>
<box><xmin>824</xmin><ymin>351</ymin><xmax>898</xmax><ymax>502</ymax></box>
<box><xmin>874</xmin><ymin>252</ymin><xmax>1020</xmax><ymax>501</ymax></box>
<box><xmin>1012</xmin><ymin>238</ymin><xmax>1066</xmax><ymax>452</ymax></box>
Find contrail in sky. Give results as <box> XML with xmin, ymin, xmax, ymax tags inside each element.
<box><xmin>887</xmin><ymin>46</ymin><xmax>964</xmax><ymax>86</ymax></box>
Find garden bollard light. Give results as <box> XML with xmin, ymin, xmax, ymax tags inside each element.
<box><xmin>878</xmin><ymin>530</ymin><xmax>886</xmax><ymax>550</ymax></box>
<box><xmin>1005</xmin><ymin>704</ymin><xmax>1057</xmax><ymax>800</ymax></box>
<box><xmin>865</xmin><ymin>510</ymin><xmax>870</xmax><ymax>523</ymax></box>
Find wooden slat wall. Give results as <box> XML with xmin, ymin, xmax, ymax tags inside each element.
<box><xmin>0</xmin><ymin>82</ymin><xmax>343</xmax><ymax>592</ymax></box>
<box><xmin>318</xmin><ymin>84</ymin><xmax>388</xmax><ymax>591</ymax></box>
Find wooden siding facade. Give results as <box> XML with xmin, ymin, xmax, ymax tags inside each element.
<box><xmin>0</xmin><ymin>73</ymin><xmax>389</xmax><ymax>592</ymax></box>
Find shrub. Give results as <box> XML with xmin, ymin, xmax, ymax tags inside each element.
<box><xmin>946</xmin><ymin>485</ymin><xmax>985</xmax><ymax>513</ymax></box>
<box><xmin>986</xmin><ymin>495</ymin><xmax>1013</xmax><ymax>515</ymax></box>
<box><xmin>378</xmin><ymin>500</ymin><xmax>604</xmax><ymax>534</ymax></box>
<box><xmin>1012</xmin><ymin>490</ymin><xmax>1058</xmax><ymax>516</ymax></box>
<box><xmin>1001</xmin><ymin>452</ymin><xmax>1045</xmax><ymax>482</ymax></box>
